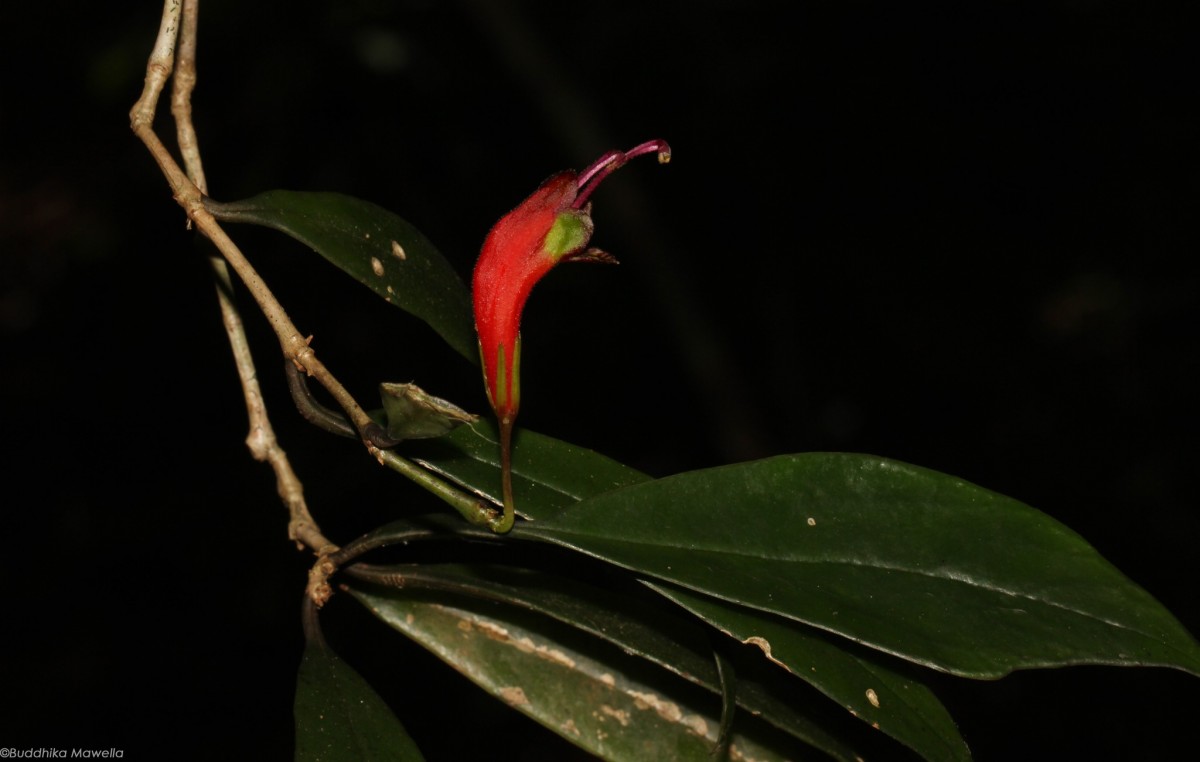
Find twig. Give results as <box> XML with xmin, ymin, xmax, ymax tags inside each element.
<box><xmin>132</xmin><ymin>0</ymin><xmax>503</xmax><ymax>569</ymax></box>
<box><xmin>164</xmin><ymin>0</ymin><xmax>335</xmax><ymax>556</ymax></box>
<box><xmin>132</xmin><ymin>0</ymin><xmax>375</xmax><ymax>434</ymax></box>
<box><xmin>132</xmin><ymin>0</ymin><xmax>347</xmax><ymax>558</ymax></box>
<box><xmin>170</xmin><ymin>0</ymin><xmax>206</xmax><ymax>194</ymax></box>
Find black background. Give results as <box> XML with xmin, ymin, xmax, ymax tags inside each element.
<box><xmin>2</xmin><ymin>1</ymin><xmax>1197</xmax><ymax>759</ymax></box>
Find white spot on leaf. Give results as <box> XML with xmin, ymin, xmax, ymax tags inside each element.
<box><xmin>599</xmin><ymin>705</ymin><xmax>630</xmax><ymax>726</ymax></box>
<box><xmin>681</xmin><ymin>715</ymin><xmax>708</xmax><ymax>737</ymax></box>
<box><xmin>866</xmin><ymin>688</ymin><xmax>880</xmax><ymax>708</ymax></box>
<box><xmin>744</xmin><ymin>635</ymin><xmax>794</xmax><ymax>673</ymax></box>
<box><xmin>513</xmin><ymin>636</ymin><xmax>536</xmax><ymax>654</ymax></box>
<box><xmin>629</xmin><ymin>690</ymin><xmax>682</xmax><ymax>722</ymax></box>
<box><xmin>391</xmin><ymin>240</ymin><xmax>407</xmax><ymax>260</ymax></box>
<box><xmin>499</xmin><ymin>686</ymin><xmax>529</xmax><ymax>706</ymax></box>
<box><xmin>475</xmin><ymin>621</ymin><xmax>510</xmax><ymax>641</ymax></box>
<box><xmin>539</xmin><ymin>647</ymin><xmax>576</xmax><ymax>669</ymax></box>
<box><xmin>371</xmin><ymin>257</ymin><xmax>385</xmax><ymax>276</ymax></box>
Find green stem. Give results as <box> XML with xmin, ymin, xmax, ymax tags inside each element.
<box><xmin>377</xmin><ymin>449</ymin><xmax>510</xmax><ymax>532</ymax></box>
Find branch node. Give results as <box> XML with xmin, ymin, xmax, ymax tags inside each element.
<box><xmin>306</xmin><ymin>554</ymin><xmax>338</xmax><ymax>608</ymax></box>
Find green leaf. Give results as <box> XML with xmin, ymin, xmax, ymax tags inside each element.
<box><xmin>294</xmin><ymin>632</ymin><xmax>424</xmax><ymax>762</ymax></box>
<box><xmin>649</xmin><ymin>582</ymin><xmax>970</xmax><ymax>762</ymax></box>
<box><xmin>347</xmin><ymin>582</ymin><xmax>858</xmax><ymax>761</ymax></box>
<box><xmin>339</xmin><ymin>523</ymin><xmax>968</xmax><ymax>761</ymax></box>
<box><xmin>345</xmin><ymin>562</ymin><xmax>858</xmax><ymax>757</ymax></box>
<box><xmin>404</xmin><ymin>419</ymin><xmax>649</xmax><ymax>520</ymax></box>
<box><xmin>206</xmin><ymin>191</ymin><xmax>477</xmax><ymax>362</ymax></box>
<box><xmin>518</xmin><ymin>453</ymin><xmax>1200</xmax><ymax>679</ymax></box>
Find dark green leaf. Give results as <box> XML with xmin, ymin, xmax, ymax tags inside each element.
<box><xmin>404</xmin><ymin>419</ymin><xmax>649</xmax><ymax>520</ymax></box>
<box><xmin>518</xmin><ymin>453</ymin><xmax>1200</xmax><ymax>679</ymax></box>
<box><xmin>345</xmin><ymin>562</ymin><xmax>857</xmax><ymax>757</ymax></box>
<box><xmin>349</xmin><ymin>562</ymin><xmax>718</xmax><ymax>682</ymax></box>
<box><xmin>294</xmin><ymin>633</ymin><xmax>424</xmax><ymax>762</ymax></box>
<box><xmin>347</xmin><ymin>582</ymin><xmax>858</xmax><ymax>761</ymax></box>
<box><xmin>649</xmin><ymin>582</ymin><xmax>970</xmax><ymax>762</ymax></box>
<box><xmin>206</xmin><ymin>191</ymin><xmax>476</xmax><ymax>361</ymax></box>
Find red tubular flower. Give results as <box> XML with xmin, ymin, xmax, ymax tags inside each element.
<box><xmin>472</xmin><ymin>139</ymin><xmax>671</xmax><ymax>532</ymax></box>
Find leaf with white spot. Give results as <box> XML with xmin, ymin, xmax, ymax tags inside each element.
<box><xmin>348</xmin><ymin>583</ymin><xmax>861</xmax><ymax>761</ymax></box>
<box><xmin>519</xmin><ymin>453</ymin><xmax>1200</xmax><ymax>679</ymax></box>
<box><xmin>648</xmin><ymin>581</ymin><xmax>970</xmax><ymax>762</ymax></box>
<box><xmin>206</xmin><ymin>191</ymin><xmax>477</xmax><ymax>361</ymax></box>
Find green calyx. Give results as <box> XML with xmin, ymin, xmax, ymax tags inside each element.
<box><xmin>488</xmin><ymin>338</ymin><xmax>521</xmax><ymax>421</ymax></box>
<box><xmin>543</xmin><ymin>210</ymin><xmax>594</xmax><ymax>261</ymax></box>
